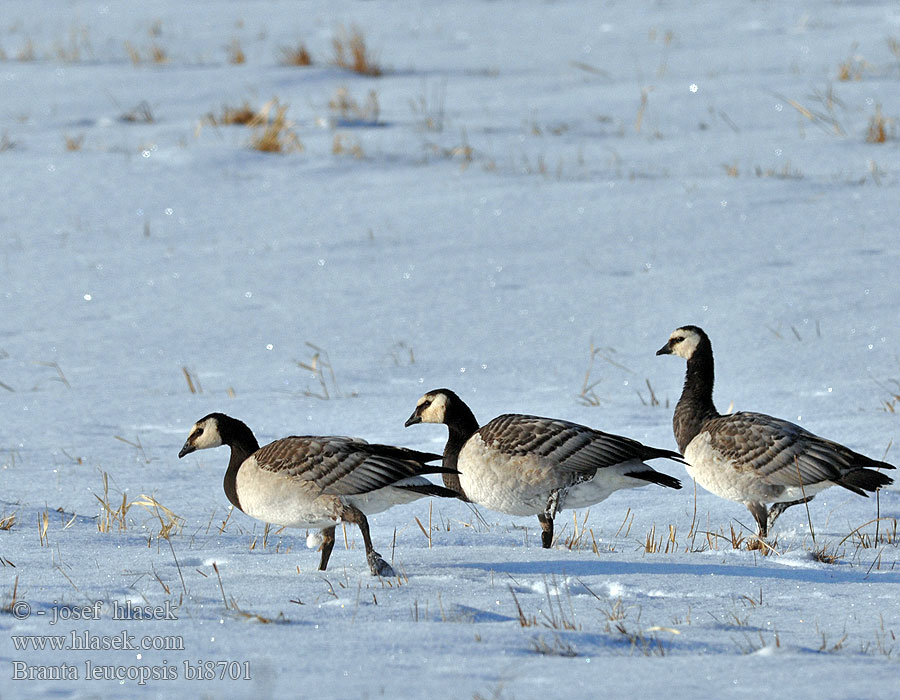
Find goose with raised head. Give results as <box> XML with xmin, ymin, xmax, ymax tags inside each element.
<box><xmin>405</xmin><ymin>389</ymin><xmax>683</xmax><ymax>548</ymax></box>
<box><xmin>657</xmin><ymin>325</ymin><xmax>895</xmax><ymax>537</ymax></box>
<box><xmin>178</xmin><ymin>413</ymin><xmax>457</xmax><ymax>575</ymax></box>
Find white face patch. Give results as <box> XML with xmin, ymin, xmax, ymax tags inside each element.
<box><xmin>670</xmin><ymin>327</ymin><xmax>701</xmax><ymax>359</ymax></box>
<box><xmin>418</xmin><ymin>392</ymin><xmax>449</xmax><ymax>424</ymax></box>
<box><xmin>188</xmin><ymin>418</ymin><xmax>223</xmax><ymax>451</ymax></box>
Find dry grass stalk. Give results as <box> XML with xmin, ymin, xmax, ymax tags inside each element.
<box><xmin>226</xmin><ymin>37</ymin><xmax>246</xmax><ymax>64</ymax></box>
<box><xmin>279</xmin><ymin>42</ymin><xmax>312</xmax><ymax>66</ymax></box>
<box><xmin>1</xmin><ymin>576</ymin><xmax>19</xmax><ymax>613</ymax></box>
<box><xmin>38</xmin><ymin>510</ymin><xmax>49</xmax><ymax>547</ymax></box>
<box><xmin>0</xmin><ymin>513</ymin><xmax>16</xmax><ymax>531</ymax></box>
<box><xmin>509</xmin><ymin>587</ymin><xmax>537</xmax><ymax>628</ymax></box>
<box><xmin>332</xmin><ymin>25</ymin><xmax>382</xmax><ymax>76</ymax></box>
<box><xmin>635</xmin><ymin>87</ymin><xmax>652</xmax><ymax>133</ymax></box>
<box><xmin>125</xmin><ymin>41</ymin><xmax>141</xmax><ymax>65</ymax></box>
<box><xmin>182</xmin><ymin>366</ymin><xmax>201</xmax><ymax>393</ymax></box>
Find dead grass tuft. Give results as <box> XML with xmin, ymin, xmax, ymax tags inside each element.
<box><xmin>226</xmin><ymin>37</ymin><xmax>246</xmax><ymax>65</ymax></box>
<box><xmin>279</xmin><ymin>42</ymin><xmax>312</xmax><ymax>67</ymax></box>
<box><xmin>248</xmin><ymin>100</ymin><xmax>303</xmax><ymax>153</ymax></box>
<box><xmin>296</xmin><ymin>343</ymin><xmax>356</xmax><ymax>398</ymax></box>
<box><xmin>332</xmin><ymin>134</ymin><xmax>365</xmax><ymax>159</ymax></box>
<box><xmin>94</xmin><ymin>471</ymin><xmax>183</xmax><ymax>538</ymax></box>
<box><xmin>866</xmin><ymin>104</ymin><xmax>894</xmax><ymax>143</ymax></box>
<box><xmin>837</xmin><ymin>46</ymin><xmax>869</xmax><ymax>81</ymax></box>
<box><xmin>643</xmin><ymin>523</ymin><xmax>678</xmax><ymax>554</ymax></box>
<box><xmin>332</xmin><ymin>25</ymin><xmax>382</xmax><ymax>76</ymax></box>
<box><xmin>16</xmin><ymin>39</ymin><xmax>36</xmax><ymax>62</ymax></box>
<box><xmin>125</xmin><ymin>41</ymin><xmax>168</xmax><ymax>66</ymax></box>
<box><xmin>809</xmin><ymin>542</ymin><xmax>843</xmax><ymax>564</ymax></box>
<box><xmin>0</xmin><ymin>513</ymin><xmax>16</xmax><ymax>531</ymax></box>
<box><xmin>55</xmin><ymin>27</ymin><xmax>92</xmax><ymax>63</ymax></box>
<box><xmin>328</xmin><ymin>87</ymin><xmax>380</xmax><ymax>125</ymax></box>
<box><xmin>64</xmin><ymin>133</ymin><xmax>85</xmax><ymax>151</ymax></box>
<box><xmin>1</xmin><ymin>576</ymin><xmax>20</xmax><ymax>614</ymax></box>
<box><xmin>120</xmin><ymin>101</ymin><xmax>155</xmax><ymax>123</ymax></box>
<box><xmin>530</xmin><ymin>633</ymin><xmax>578</xmax><ymax>657</ymax></box>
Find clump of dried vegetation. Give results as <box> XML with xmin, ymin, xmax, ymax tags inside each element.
<box><xmin>124</xmin><ymin>41</ymin><xmax>168</xmax><ymax>65</ymax></box>
<box><xmin>866</xmin><ymin>104</ymin><xmax>894</xmax><ymax>143</ymax></box>
<box><xmin>332</xmin><ymin>25</ymin><xmax>382</xmax><ymax>76</ymax></box>
<box><xmin>248</xmin><ymin>99</ymin><xmax>303</xmax><ymax>153</ymax></box>
<box><xmin>328</xmin><ymin>87</ymin><xmax>380</xmax><ymax>126</ymax></box>
<box><xmin>279</xmin><ymin>41</ymin><xmax>313</xmax><ymax>67</ymax></box>
<box><xmin>226</xmin><ymin>37</ymin><xmax>246</xmax><ymax>64</ymax></box>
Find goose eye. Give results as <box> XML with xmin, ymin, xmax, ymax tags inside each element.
<box><xmin>420</xmin><ymin>400</ymin><xmax>432</xmax><ymax>410</ymax></box>
<box><xmin>190</xmin><ymin>428</ymin><xmax>203</xmax><ymax>441</ymax></box>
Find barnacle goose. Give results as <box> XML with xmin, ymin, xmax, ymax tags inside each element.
<box><xmin>405</xmin><ymin>389</ymin><xmax>682</xmax><ymax>548</ymax></box>
<box><xmin>178</xmin><ymin>413</ymin><xmax>457</xmax><ymax>576</ymax></box>
<box><xmin>657</xmin><ymin>325</ymin><xmax>895</xmax><ymax>537</ymax></box>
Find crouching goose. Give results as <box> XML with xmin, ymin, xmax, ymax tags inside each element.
<box><xmin>405</xmin><ymin>389</ymin><xmax>682</xmax><ymax>548</ymax></box>
<box><xmin>178</xmin><ymin>413</ymin><xmax>457</xmax><ymax>576</ymax></box>
<box><xmin>657</xmin><ymin>326</ymin><xmax>895</xmax><ymax>538</ymax></box>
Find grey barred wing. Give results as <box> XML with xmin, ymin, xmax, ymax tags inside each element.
<box><xmin>704</xmin><ymin>412</ymin><xmax>852</xmax><ymax>487</ymax></box>
<box><xmin>477</xmin><ymin>414</ymin><xmax>664</xmax><ymax>477</ymax></box>
<box><xmin>253</xmin><ymin>436</ymin><xmax>435</xmax><ymax>496</ymax></box>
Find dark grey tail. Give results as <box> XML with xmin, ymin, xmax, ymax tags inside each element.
<box><xmin>396</xmin><ymin>483</ymin><xmax>465</xmax><ymax>500</ymax></box>
<box><xmin>838</xmin><ymin>468</ymin><xmax>894</xmax><ymax>497</ymax></box>
<box><xmin>625</xmin><ymin>469</ymin><xmax>682</xmax><ymax>490</ymax></box>
<box><xmin>643</xmin><ymin>446</ymin><xmax>686</xmax><ymax>464</ymax></box>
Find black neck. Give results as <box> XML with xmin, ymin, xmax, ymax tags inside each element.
<box><xmin>217</xmin><ymin>416</ymin><xmax>259</xmax><ymax>513</ymax></box>
<box><xmin>673</xmin><ymin>341</ymin><xmax>719</xmax><ymax>452</ymax></box>
<box><xmin>442</xmin><ymin>403</ymin><xmax>480</xmax><ymax>498</ymax></box>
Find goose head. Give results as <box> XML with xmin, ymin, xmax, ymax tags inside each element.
<box><xmin>178</xmin><ymin>413</ymin><xmax>225</xmax><ymax>457</ymax></box>
<box><xmin>656</xmin><ymin>325</ymin><xmax>708</xmax><ymax>360</ymax></box>
<box><xmin>405</xmin><ymin>389</ymin><xmax>454</xmax><ymax>426</ymax></box>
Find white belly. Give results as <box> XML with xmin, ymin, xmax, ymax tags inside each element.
<box><xmin>235</xmin><ymin>457</ymin><xmax>337</xmax><ymax>528</ymax></box>
<box><xmin>344</xmin><ymin>477</ymin><xmax>430</xmax><ymax>514</ymax></box>
<box><xmin>564</xmin><ymin>460</ymin><xmax>654</xmax><ymax>508</ymax></box>
<box><xmin>458</xmin><ymin>436</ymin><xmax>562</xmax><ymax>515</ymax></box>
<box><xmin>457</xmin><ymin>438</ymin><xmax>650</xmax><ymax>515</ymax></box>
<box><xmin>684</xmin><ymin>432</ymin><xmax>830</xmax><ymax>505</ymax></box>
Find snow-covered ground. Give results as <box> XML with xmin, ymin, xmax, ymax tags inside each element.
<box><xmin>2</xmin><ymin>1</ymin><xmax>900</xmax><ymax>697</ymax></box>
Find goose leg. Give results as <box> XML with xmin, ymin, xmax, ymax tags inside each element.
<box><xmin>341</xmin><ymin>505</ymin><xmax>395</xmax><ymax>577</ymax></box>
<box><xmin>537</xmin><ymin>513</ymin><xmax>554</xmax><ymax>549</ymax></box>
<box><xmin>318</xmin><ymin>526</ymin><xmax>336</xmax><ymax>571</ymax></box>
<box><xmin>767</xmin><ymin>496</ymin><xmax>815</xmax><ymax>534</ymax></box>
<box><xmin>538</xmin><ymin>490</ymin><xmax>561</xmax><ymax>549</ymax></box>
<box><xmin>746</xmin><ymin>502</ymin><xmax>769</xmax><ymax>539</ymax></box>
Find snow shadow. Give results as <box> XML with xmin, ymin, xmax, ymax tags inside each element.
<box><xmin>448</xmin><ymin>559</ymin><xmax>900</xmax><ymax>585</ymax></box>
